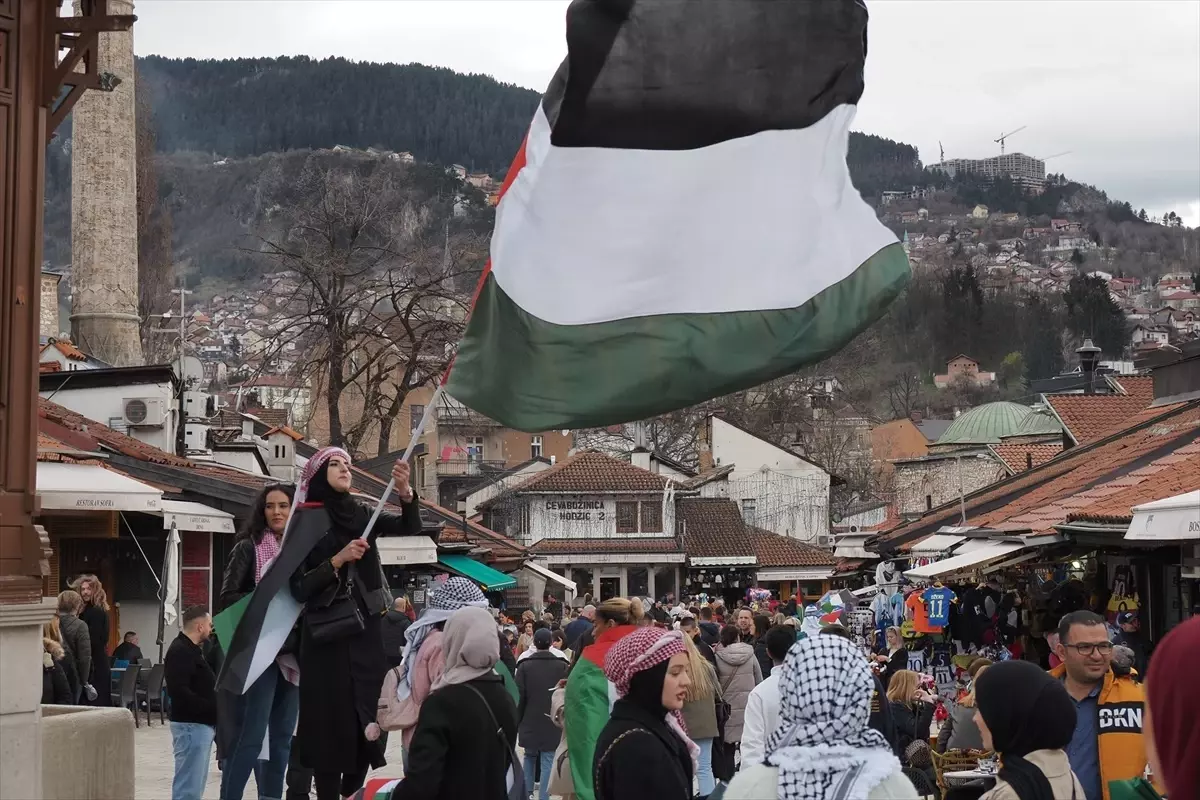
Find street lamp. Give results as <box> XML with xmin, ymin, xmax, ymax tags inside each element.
<box><xmin>1076</xmin><ymin>338</ymin><xmax>1101</xmax><ymax>395</ymax></box>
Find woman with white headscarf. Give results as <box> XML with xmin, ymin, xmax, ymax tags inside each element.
<box><xmin>391</xmin><ymin>577</ymin><xmax>489</xmax><ymax>762</ymax></box>
<box><xmin>725</xmin><ymin>634</ymin><xmax>917</xmax><ymax>800</ymax></box>
<box><xmin>393</xmin><ymin>606</ymin><xmax>519</xmax><ymax>800</ymax></box>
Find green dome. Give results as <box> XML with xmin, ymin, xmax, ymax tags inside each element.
<box><xmin>1013</xmin><ymin>408</ymin><xmax>1063</xmax><ymax>437</ymax></box>
<box><xmin>936</xmin><ymin>402</ymin><xmax>1035</xmax><ymax>446</ymax></box>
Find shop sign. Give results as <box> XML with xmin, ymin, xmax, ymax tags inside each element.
<box><xmin>545</xmin><ymin>499</ymin><xmax>605</xmax><ymax>521</ymax></box>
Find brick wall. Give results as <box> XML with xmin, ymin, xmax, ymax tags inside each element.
<box><xmin>893</xmin><ymin>454</ymin><xmax>1007</xmax><ymax>516</ymax></box>
<box><xmin>180</xmin><ymin>530</ymin><xmax>211</xmax><ymax>609</ymax></box>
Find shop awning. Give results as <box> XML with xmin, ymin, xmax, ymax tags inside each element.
<box><xmin>37</xmin><ymin>462</ymin><xmax>162</xmax><ymax>512</ymax></box>
<box><xmin>438</xmin><ymin>554</ymin><xmax>517</xmax><ymax>591</ymax></box>
<box><xmin>1125</xmin><ymin>491</ymin><xmax>1200</xmax><ymax>542</ymax></box>
<box><xmin>690</xmin><ymin>556</ymin><xmax>757</xmax><ymax>567</ymax></box>
<box><xmin>904</xmin><ymin>541</ymin><xmax>1026</xmax><ymax>580</ymax></box>
<box><xmin>377</xmin><ymin>536</ymin><xmax>439</xmax><ymax>566</ymax></box>
<box><xmin>160</xmin><ymin>499</ymin><xmax>235</xmax><ymax>534</ymax></box>
<box><xmin>909</xmin><ymin>533</ymin><xmax>968</xmax><ymax>554</ymax></box>
<box><xmin>522</xmin><ymin>561</ymin><xmax>577</xmax><ymax>593</ymax></box>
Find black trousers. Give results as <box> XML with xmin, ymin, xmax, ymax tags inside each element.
<box><xmin>285</xmin><ymin>735</ymin><xmax>313</xmax><ymax>800</ymax></box>
<box><xmin>313</xmin><ymin>765</ymin><xmax>369</xmax><ymax>800</ymax></box>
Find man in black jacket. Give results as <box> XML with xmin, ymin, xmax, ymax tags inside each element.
<box><xmin>563</xmin><ymin>604</ymin><xmax>594</xmax><ymax>650</ymax></box>
<box><xmin>515</xmin><ymin>629</ymin><xmax>568</xmax><ymax>800</ymax></box>
<box><xmin>698</xmin><ymin>606</ymin><xmax>721</xmax><ymax>646</ymax></box>
<box><xmin>380</xmin><ymin>597</ymin><xmax>413</xmax><ymax>667</ymax></box>
<box><xmin>165</xmin><ymin>606</ymin><xmax>217</xmax><ymax>800</ymax></box>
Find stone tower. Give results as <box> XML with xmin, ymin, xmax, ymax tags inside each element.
<box><xmin>70</xmin><ymin>0</ymin><xmax>143</xmax><ymax>365</ymax></box>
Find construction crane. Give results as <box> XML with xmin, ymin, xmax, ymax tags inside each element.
<box><xmin>939</xmin><ymin>141</ymin><xmax>945</xmax><ymax>162</ymax></box>
<box><xmin>994</xmin><ymin>125</ymin><xmax>1026</xmax><ymax>154</ymax></box>
<box><xmin>1042</xmin><ymin>151</ymin><xmax>1072</xmax><ymax>161</ymax></box>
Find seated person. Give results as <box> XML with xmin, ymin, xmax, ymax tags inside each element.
<box><xmin>112</xmin><ymin>631</ymin><xmax>144</xmax><ymax>663</ymax></box>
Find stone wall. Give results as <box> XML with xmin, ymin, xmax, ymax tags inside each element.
<box><xmin>69</xmin><ymin>0</ymin><xmax>143</xmax><ymax>366</ymax></box>
<box><xmin>40</xmin><ymin>273</ymin><xmax>62</xmax><ymax>339</ymax></box>
<box><xmin>893</xmin><ymin>452</ymin><xmax>1007</xmax><ymax>516</ymax></box>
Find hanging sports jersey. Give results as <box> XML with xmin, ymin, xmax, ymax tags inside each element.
<box><xmin>907</xmin><ymin>649</ymin><xmax>926</xmax><ymax>672</ymax></box>
<box><xmin>921</xmin><ymin>586</ymin><xmax>958</xmax><ymax>627</ymax></box>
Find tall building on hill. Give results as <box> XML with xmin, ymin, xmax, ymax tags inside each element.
<box><xmin>932</xmin><ymin>152</ymin><xmax>1046</xmax><ymax>193</ymax></box>
<box><xmin>69</xmin><ymin>0</ymin><xmax>143</xmax><ymax>366</ymax></box>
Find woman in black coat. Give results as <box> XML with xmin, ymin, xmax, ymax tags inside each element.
<box><xmin>394</xmin><ymin>607</ymin><xmax>519</xmax><ymax>800</ymax></box>
<box><xmin>43</xmin><ymin>637</ymin><xmax>74</xmax><ymax>705</ymax></box>
<box><xmin>290</xmin><ymin>449</ymin><xmax>423</xmax><ymax>800</ymax></box>
<box><xmin>873</xmin><ymin>626</ymin><xmax>909</xmax><ymax>689</ymax></box>
<box><xmin>69</xmin><ymin>574</ymin><xmax>111</xmax><ymax>706</ymax></box>
<box><xmin>885</xmin><ymin>669</ymin><xmax>935</xmax><ymax>758</ymax></box>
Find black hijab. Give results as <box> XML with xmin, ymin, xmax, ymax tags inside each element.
<box><xmin>626</xmin><ymin>660</ymin><xmax>671</xmax><ymax>717</ymax></box>
<box><xmin>305</xmin><ymin>462</ymin><xmax>369</xmax><ymax>538</ymax></box>
<box><xmin>975</xmin><ymin>660</ymin><xmax>1077</xmax><ymax>800</ymax></box>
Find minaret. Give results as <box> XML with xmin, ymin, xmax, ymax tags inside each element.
<box><xmin>70</xmin><ymin>0</ymin><xmax>143</xmax><ymax>365</ymax></box>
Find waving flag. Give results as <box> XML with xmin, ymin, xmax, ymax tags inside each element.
<box><xmin>447</xmin><ymin>0</ymin><xmax>909</xmax><ymax>431</ymax></box>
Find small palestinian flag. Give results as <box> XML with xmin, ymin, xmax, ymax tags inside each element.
<box><xmin>447</xmin><ymin>0</ymin><xmax>909</xmax><ymax>431</ymax></box>
<box><xmin>347</xmin><ymin>778</ymin><xmax>402</xmax><ymax>800</ymax></box>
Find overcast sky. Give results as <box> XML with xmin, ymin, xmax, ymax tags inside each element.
<box><xmin>132</xmin><ymin>0</ymin><xmax>1200</xmax><ymax>226</ymax></box>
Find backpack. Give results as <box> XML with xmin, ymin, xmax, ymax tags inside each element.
<box><xmin>375</xmin><ymin>666</ymin><xmax>421</xmax><ymax>732</ymax></box>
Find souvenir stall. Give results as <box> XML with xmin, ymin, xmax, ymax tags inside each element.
<box><xmin>685</xmin><ymin>563</ymin><xmax>757</xmax><ymax>608</ymax></box>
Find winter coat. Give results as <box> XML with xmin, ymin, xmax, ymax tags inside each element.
<box><xmin>43</xmin><ymin>652</ymin><xmax>73</xmax><ymax>705</ymax></box>
<box><xmin>878</xmin><ymin>648</ymin><xmax>909</xmax><ymax>689</ymax></box>
<box><xmin>698</xmin><ymin>621</ymin><xmax>721</xmax><ymax>647</ymax></box>
<box><xmin>593</xmin><ymin>698</ymin><xmax>693</xmax><ymax>800</ymax></box>
<box><xmin>57</xmin><ymin>641</ymin><xmax>81</xmax><ymax>702</ymax></box>
<box><xmin>889</xmin><ymin>699</ymin><xmax>934</xmax><ymax>757</ymax></box>
<box><xmin>936</xmin><ymin>702</ymin><xmax>985</xmax><ymax>753</ymax></box>
<box><xmin>515</xmin><ymin>649</ymin><xmax>569</xmax><ymax>752</ymax></box>
<box><xmin>392</xmin><ymin>673</ymin><xmax>518</xmax><ymax>800</ymax></box>
<box><xmin>753</xmin><ymin>638</ymin><xmax>774</xmax><ymax>678</ymax></box>
<box><xmin>290</xmin><ymin>498</ymin><xmax>423</xmax><ymax>775</ymax></box>
<box><xmin>980</xmin><ymin>749</ymin><xmax>1086</xmax><ymax>800</ymax></box>
<box><xmin>57</xmin><ymin>612</ymin><xmax>92</xmax><ymax>696</ymax></box>
<box><xmin>563</xmin><ymin>617</ymin><xmax>591</xmax><ymax>650</ymax></box>
<box><xmin>400</xmin><ymin>628</ymin><xmax>446</xmax><ymax>751</ymax></box>
<box><xmin>79</xmin><ymin>603</ymin><xmax>110</xmax><ymax>706</ymax></box>
<box><xmin>381</xmin><ymin>609</ymin><xmax>413</xmax><ymax>668</ymax></box>
<box><xmin>715</xmin><ymin>642</ymin><xmax>762</xmax><ymax>743</ymax></box>
<box><xmin>680</xmin><ymin>660</ymin><xmax>721</xmax><ymax>741</ymax></box>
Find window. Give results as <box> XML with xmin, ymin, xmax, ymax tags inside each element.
<box><xmin>926</xmin><ymin>495</ymin><xmax>933</xmax><ymax>511</ymax></box>
<box><xmin>741</xmin><ymin>499</ymin><xmax>757</xmax><ymax>528</ymax></box>
<box><xmin>530</xmin><ymin>435</ymin><xmax>543</xmax><ymax>459</ymax></box>
<box><xmin>410</xmin><ymin>404</ymin><xmax>424</xmax><ymax>434</ymax></box>
<box><xmin>465</xmin><ymin>436</ymin><xmax>484</xmax><ymax>461</ymax></box>
<box><xmin>616</xmin><ymin>501</ymin><xmax>638</xmax><ymax>533</ymax></box>
<box><xmin>640</xmin><ymin>501</ymin><xmax>663</xmax><ymax>533</ymax></box>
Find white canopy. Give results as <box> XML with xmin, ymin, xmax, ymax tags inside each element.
<box><xmin>376</xmin><ymin>536</ymin><xmax>439</xmax><ymax>566</ymax></box>
<box><xmin>161</xmin><ymin>499</ymin><xmax>235</xmax><ymax>534</ymax></box>
<box><xmin>1125</xmin><ymin>491</ymin><xmax>1200</xmax><ymax>542</ymax></box>
<box><xmin>909</xmin><ymin>533</ymin><xmax>968</xmax><ymax>554</ymax></box>
<box><xmin>905</xmin><ymin>541</ymin><xmax>1026</xmax><ymax>580</ymax></box>
<box><xmin>523</xmin><ymin>561</ymin><xmax>578</xmax><ymax>593</ymax></box>
<box><xmin>37</xmin><ymin>462</ymin><xmax>162</xmax><ymax>512</ymax></box>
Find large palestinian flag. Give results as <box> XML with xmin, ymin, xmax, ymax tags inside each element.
<box><xmin>447</xmin><ymin>0</ymin><xmax>909</xmax><ymax>431</ymax></box>
<box><xmin>564</xmin><ymin>626</ymin><xmax>635</xmax><ymax>800</ymax></box>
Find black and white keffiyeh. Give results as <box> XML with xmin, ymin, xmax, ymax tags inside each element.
<box><xmin>764</xmin><ymin>635</ymin><xmax>902</xmax><ymax>800</ymax></box>
<box><xmin>394</xmin><ymin>577</ymin><xmax>488</xmax><ymax>700</ymax></box>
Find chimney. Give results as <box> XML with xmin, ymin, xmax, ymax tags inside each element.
<box><xmin>241</xmin><ymin>419</ymin><xmax>255</xmax><ymax>440</ymax></box>
<box><xmin>697</xmin><ymin>417</ymin><xmax>714</xmax><ymax>473</ymax></box>
<box><xmin>1077</xmin><ymin>338</ymin><xmax>1101</xmax><ymax>395</ymax></box>
<box><xmin>909</xmin><ymin>410</ymin><xmax>923</xmax><ymax>423</ymax></box>
<box><xmin>40</xmin><ymin>271</ymin><xmax>62</xmax><ymax>339</ymax></box>
<box><xmin>1025</xmin><ymin>451</ymin><xmax>1033</xmax><ymax>471</ymax></box>
<box><xmin>631</xmin><ymin>448</ymin><xmax>651</xmax><ymax>471</ymax></box>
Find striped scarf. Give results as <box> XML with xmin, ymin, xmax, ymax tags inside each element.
<box><xmin>254</xmin><ymin>531</ymin><xmax>298</xmax><ymax>686</ymax></box>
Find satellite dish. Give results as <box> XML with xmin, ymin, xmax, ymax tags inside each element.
<box><xmin>180</xmin><ymin>356</ymin><xmax>205</xmax><ymax>384</ymax></box>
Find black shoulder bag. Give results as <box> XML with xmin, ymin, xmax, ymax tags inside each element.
<box><xmin>305</xmin><ymin>561</ymin><xmax>365</xmax><ymax>644</ymax></box>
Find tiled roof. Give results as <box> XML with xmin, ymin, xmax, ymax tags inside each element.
<box><xmin>1067</xmin><ymin>446</ymin><xmax>1200</xmax><ymax>524</ymax></box>
<box><xmin>678</xmin><ymin>498</ymin><xmax>749</xmax><ymax>560</ymax></box>
<box><xmin>681</xmin><ymin>464</ymin><xmax>735</xmax><ymax>489</ymax></box>
<box><xmin>420</xmin><ymin>499</ymin><xmax>524</xmax><ymax>560</ymax></box>
<box><xmin>1045</xmin><ymin>391</ymin><xmax>1155</xmax><ymax>445</ymax></box>
<box><xmin>1110</xmin><ymin>375</ymin><xmax>1155</xmax><ymax>405</ymax></box>
<box><xmin>41</xmin><ymin>339</ymin><xmax>88</xmax><ymax>361</ymax></box>
<box><xmin>871</xmin><ymin>401</ymin><xmax>1200</xmax><ymax>549</ymax></box>
<box><xmin>529</xmin><ymin>537</ymin><xmax>681</xmax><ymax>555</ymax></box>
<box><xmin>263</xmin><ymin>425</ymin><xmax>304</xmax><ymax>441</ymax></box>
<box><xmin>246</xmin><ymin>408</ymin><xmax>290</xmax><ymax>428</ymax></box>
<box><xmin>748</xmin><ymin>527</ymin><xmax>838</xmax><ymax>567</ymax></box>
<box><xmin>500</xmin><ymin>450</ymin><xmax>668</xmax><ymax>495</ymax></box>
<box><xmin>990</xmin><ymin>442</ymin><xmax>1064</xmax><ymax>474</ymax></box>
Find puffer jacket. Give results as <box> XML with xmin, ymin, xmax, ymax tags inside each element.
<box><xmin>57</xmin><ymin>612</ymin><xmax>91</xmax><ymax>696</ymax></box>
<box><xmin>715</xmin><ymin>642</ymin><xmax>762</xmax><ymax>743</ymax></box>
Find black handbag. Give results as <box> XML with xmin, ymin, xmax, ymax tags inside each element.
<box><xmin>305</xmin><ymin>562</ymin><xmax>365</xmax><ymax>644</ymax></box>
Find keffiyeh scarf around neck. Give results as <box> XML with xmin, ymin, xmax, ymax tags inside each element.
<box><xmin>764</xmin><ymin>635</ymin><xmax>901</xmax><ymax>800</ymax></box>
<box><xmin>395</xmin><ymin>577</ymin><xmax>488</xmax><ymax>700</ymax></box>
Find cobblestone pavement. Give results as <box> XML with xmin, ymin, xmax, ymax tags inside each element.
<box><xmin>133</xmin><ymin>722</ymin><xmax>404</xmax><ymax>800</ymax></box>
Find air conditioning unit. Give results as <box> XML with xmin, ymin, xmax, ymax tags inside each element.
<box><xmin>816</xmin><ymin>534</ymin><xmax>833</xmax><ymax>547</ymax></box>
<box><xmin>123</xmin><ymin>397</ymin><xmax>167</xmax><ymax>427</ymax></box>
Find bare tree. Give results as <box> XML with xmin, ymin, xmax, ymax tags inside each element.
<box><xmin>884</xmin><ymin>364</ymin><xmax>924</xmax><ymax>420</ymax></box>
<box><xmin>248</xmin><ymin>156</ymin><xmax>480</xmax><ymax>454</ymax></box>
<box><xmin>135</xmin><ymin>68</ymin><xmax>175</xmax><ymax>363</ymax></box>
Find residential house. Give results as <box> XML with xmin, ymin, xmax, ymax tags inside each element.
<box><xmin>1162</xmin><ymin>291</ymin><xmax>1200</xmax><ymax>311</ymax></box>
<box><xmin>871</xmin><ymin>415</ymin><xmax>941</xmax><ymax>490</ymax></box>
<box><xmin>1132</xmin><ymin>324</ymin><xmax>1171</xmax><ymax>349</ymax></box>
<box><xmin>971</xmin><ymin>205</ymin><xmax>989</xmax><ymax>219</ymax></box>
<box><xmin>39</xmin><ymin>365</ymin><xmax>179</xmax><ymax>454</ymax></box>
<box><xmin>231</xmin><ymin>375</ymin><xmax>312</xmax><ymax>426</ymax></box>
<box><xmin>933</xmin><ymin>355</ymin><xmax>997</xmax><ymax>389</ymax></box>
<box><xmin>38</xmin><ymin>338</ymin><xmax>111</xmax><ymax>372</ymax></box>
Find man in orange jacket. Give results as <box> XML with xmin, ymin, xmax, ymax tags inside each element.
<box><xmin>1051</xmin><ymin>610</ymin><xmax>1147</xmax><ymax>800</ymax></box>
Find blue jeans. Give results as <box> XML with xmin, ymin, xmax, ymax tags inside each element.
<box><xmin>695</xmin><ymin>737</ymin><xmax>715</xmax><ymax>796</ymax></box>
<box><xmin>220</xmin><ymin>666</ymin><xmax>300</xmax><ymax>800</ymax></box>
<box><xmin>522</xmin><ymin>749</ymin><xmax>554</xmax><ymax>800</ymax></box>
<box><xmin>171</xmin><ymin>721</ymin><xmax>216</xmax><ymax>800</ymax></box>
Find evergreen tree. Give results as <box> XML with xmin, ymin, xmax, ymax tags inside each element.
<box><xmin>1063</xmin><ymin>274</ymin><xmax>1127</xmax><ymax>356</ymax></box>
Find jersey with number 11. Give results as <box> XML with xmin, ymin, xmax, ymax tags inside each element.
<box><xmin>921</xmin><ymin>586</ymin><xmax>957</xmax><ymax>627</ymax></box>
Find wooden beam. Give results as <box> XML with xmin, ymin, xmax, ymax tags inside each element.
<box><xmin>53</xmin><ymin>14</ymin><xmax>135</xmax><ymax>34</ymax></box>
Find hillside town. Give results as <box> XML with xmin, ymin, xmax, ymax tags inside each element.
<box><xmin>2</xmin><ymin>2</ymin><xmax>1198</xmax><ymax>800</ymax></box>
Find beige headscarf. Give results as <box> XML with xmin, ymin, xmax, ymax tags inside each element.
<box><xmin>432</xmin><ymin>606</ymin><xmax>500</xmax><ymax>690</ymax></box>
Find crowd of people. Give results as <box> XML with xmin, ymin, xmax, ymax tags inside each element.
<box><xmin>40</xmin><ymin>445</ymin><xmax>1199</xmax><ymax>800</ymax></box>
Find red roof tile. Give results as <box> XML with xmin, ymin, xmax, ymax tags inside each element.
<box><xmin>420</xmin><ymin>499</ymin><xmax>524</xmax><ymax>560</ymax></box>
<box><xmin>530</xmin><ymin>537</ymin><xmax>681</xmax><ymax>555</ymax></box>
<box><xmin>872</xmin><ymin>401</ymin><xmax>1200</xmax><ymax>548</ymax></box>
<box><xmin>990</xmin><ymin>442</ymin><xmax>1064</xmax><ymax>474</ymax></box>
<box><xmin>1112</xmin><ymin>376</ymin><xmax>1155</xmax><ymax>405</ymax></box>
<box><xmin>263</xmin><ymin>425</ymin><xmax>304</xmax><ymax>441</ymax></box>
<box><xmin>748</xmin><ymin>527</ymin><xmax>837</xmax><ymax>567</ymax></box>
<box><xmin>1045</xmin><ymin>392</ymin><xmax>1155</xmax><ymax>445</ymax></box>
<box><xmin>41</xmin><ymin>339</ymin><xmax>89</xmax><ymax>361</ymax></box>
<box><xmin>498</xmin><ymin>450</ymin><xmax>668</xmax><ymax>496</ymax></box>
<box><xmin>1067</xmin><ymin>448</ymin><xmax>1200</xmax><ymax>524</ymax></box>
<box><xmin>678</xmin><ymin>498</ymin><xmax>749</xmax><ymax>560</ymax></box>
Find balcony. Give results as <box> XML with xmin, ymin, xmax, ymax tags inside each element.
<box><xmin>435</xmin><ymin>398</ymin><xmax>503</xmax><ymax>428</ymax></box>
<box><xmin>435</xmin><ymin>458</ymin><xmax>509</xmax><ymax>477</ymax></box>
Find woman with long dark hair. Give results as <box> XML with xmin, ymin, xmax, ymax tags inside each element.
<box><xmin>290</xmin><ymin>447</ymin><xmax>423</xmax><ymax>800</ymax></box>
<box><xmin>218</xmin><ymin>482</ymin><xmax>299</xmax><ymax>800</ymax></box>
<box><xmin>68</xmin><ymin>574</ymin><xmax>111</xmax><ymax>706</ymax></box>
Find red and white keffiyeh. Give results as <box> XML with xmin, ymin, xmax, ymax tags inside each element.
<box><xmin>603</xmin><ymin>627</ymin><xmax>699</xmax><ymax>765</ymax></box>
